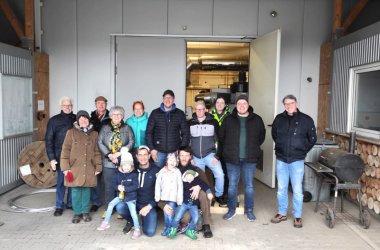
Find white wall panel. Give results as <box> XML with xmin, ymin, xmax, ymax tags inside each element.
<box><xmin>115</xmin><ymin>37</ymin><xmax>186</xmax><ymax>118</ymax></box>
<box><xmin>123</xmin><ymin>0</ymin><xmax>167</xmax><ymax>34</ymax></box>
<box><xmin>41</xmin><ymin>0</ymin><xmax>77</xmax><ymax>116</ymax></box>
<box><xmin>77</xmin><ymin>0</ymin><xmax>122</xmax><ymax>113</ymax></box>
<box><xmin>213</xmin><ymin>0</ymin><xmax>259</xmax><ymax>36</ymax></box>
<box><xmin>299</xmin><ymin>0</ymin><xmax>332</xmax><ymax>122</ymax></box>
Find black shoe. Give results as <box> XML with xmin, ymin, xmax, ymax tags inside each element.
<box><xmin>82</xmin><ymin>213</ymin><xmax>92</xmax><ymax>222</ymax></box>
<box><xmin>66</xmin><ymin>205</ymin><xmax>72</xmax><ymax>210</ymax></box>
<box><xmin>215</xmin><ymin>196</ymin><xmax>227</xmax><ymax>207</ymax></box>
<box><xmin>72</xmin><ymin>215</ymin><xmax>81</xmax><ymax>224</ymax></box>
<box><xmin>53</xmin><ymin>208</ymin><xmax>63</xmax><ymax>216</ymax></box>
<box><xmin>123</xmin><ymin>221</ymin><xmax>133</xmax><ymax>234</ymax></box>
<box><xmin>89</xmin><ymin>205</ymin><xmax>99</xmax><ymax>212</ymax></box>
<box><xmin>202</xmin><ymin>224</ymin><xmax>213</xmax><ymax>238</ymax></box>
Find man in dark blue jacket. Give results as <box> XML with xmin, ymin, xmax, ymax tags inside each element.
<box><xmin>270</xmin><ymin>94</ymin><xmax>316</xmax><ymax>228</ymax></box>
<box><xmin>219</xmin><ymin>95</ymin><xmax>265</xmax><ymax>222</ymax></box>
<box><xmin>45</xmin><ymin>96</ymin><xmax>76</xmax><ymax>216</ymax></box>
<box><xmin>146</xmin><ymin>89</ymin><xmax>190</xmax><ymax>168</ymax></box>
<box><xmin>116</xmin><ymin>145</ymin><xmax>160</xmax><ymax>237</ymax></box>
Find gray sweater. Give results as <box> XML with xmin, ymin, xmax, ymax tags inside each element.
<box><xmin>155</xmin><ymin>167</ymin><xmax>183</xmax><ymax>204</ymax></box>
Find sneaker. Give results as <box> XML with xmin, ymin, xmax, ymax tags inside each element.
<box><xmin>161</xmin><ymin>227</ymin><xmax>170</xmax><ymax>236</ymax></box>
<box><xmin>117</xmin><ymin>214</ymin><xmax>123</xmax><ymax>219</ymax></box>
<box><xmin>247</xmin><ymin>212</ymin><xmax>256</xmax><ymax>222</ymax></box>
<box><xmin>131</xmin><ymin>229</ymin><xmax>141</xmax><ymax>240</ymax></box>
<box><xmin>177</xmin><ymin>222</ymin><xmax>188</xmax><ymax>234</ymax></box>
<box><xmin>202</xmin><ymin>224</ymin><xmax>213</xmax><ymax>238</ymax></box>
<box><xmin>270</xmin><ymin>214</ymin><xmax>287</xmax><ymax>224</ymax></box>
<box><xmin>294</xmin><ymin>218</ymin><xmax>303</xmax><ymax>228</ymax></box>
<box><xmin>53</xmin><ymin>208</ymin><xmax>63</xmax><ymax>216</ymax></box>
<box><xmin>97</xmin><ymin>221</ymin><xmax>110</xmax><ymax>231</ymax></box>
<box><xmin>223</xmin><ymin>210</ymin><xmax>236</xmax><ymax>220</ymax></box>
<box><xmin>185</xmin><ymin>229</ymin><xmax>197</xmax><ymax>240</ymax></box>
<box><xmin>167</xmin><ymin>227</ymin><xmax>177</xmax><ymax>239</ymax></box>
<box><xmin>123</xmin><ymin>221</ymin><xmax>133</xmax><ymax>234</ymax></box>
<box><xmin>215</xmin><ymin>196</ymin><xmax>228</xmax><ymax>207</ymax></box>
<box><xmin>101</xmin><ymin>211</ymin><xmax>107</xmax><ymax>219</ymax></box>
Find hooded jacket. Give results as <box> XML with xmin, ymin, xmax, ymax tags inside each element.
<box><xmin>271</xmin><ymin>109</ymin><xmax>316</xmax><ymax>163</ymax></box>
<box><xmin>60</xmin><ymin>122</ymin><xmax>102</xmax><ymax>187</ymax></box>
<box><xmin>146</xmin><ymin>103</ymin><xmax>190</xmax><ymax>153</ymax></box>
<box><xmin>126</xmin><ymin>112</ymin><xmax>148</xmax><ymax>149</ymax></box>
<box><xmin>219</xmin><ymin>106</ymin><xmax>266</xmax><ymax>164</ymax></box>
<box><xmin>136</xmin><ymin>163</ymin><xmax>160</xmax><ymax>208</ymax></box>
<box><xmin>113</xmin><ymin>168</ymin><xmax>138</xmax><ymax>202</ymax></box>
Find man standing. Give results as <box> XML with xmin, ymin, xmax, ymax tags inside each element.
<box><xmin>219</xmin><ymin>95</ymin><xmax>265</xmax><ymax>222</ymax></box>
<box><xmin>45</xmin><ymin>96</ymin><xmax>76</xmax><ymax>216</ymax></box>
<box><xmin>146</xmin><ymin>89</ymin><xmax>190</xmax><ymax>168</ymax></box>
<box><xmin>270</xmin><ymin>94</ymin><xmax>316</xmax><ymax>228</ymax></box>
<box><xmin>189</xmin><ymin>100</ymin><xmax>226</xmax><ymax>206</ymax></box>
<box><xmin>116</xmin><ymin>146</ymin><xmax>160</xmax><ymax>237</ymax></box>
<box><xmin>89</xmin><ymin>96</ymin><xmax>110</xmax><ymax>212</ymax></box>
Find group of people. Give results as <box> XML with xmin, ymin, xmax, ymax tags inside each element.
<box><xmin>45</xmin><ymin>89</ymin><xmax>316</xmax><ymax>240</ymax></box>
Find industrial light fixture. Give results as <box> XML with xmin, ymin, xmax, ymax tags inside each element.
<box><xmin>270</xmin><ymin>10</ymin><xmax>278</xmax><ymax>17</ymax></box>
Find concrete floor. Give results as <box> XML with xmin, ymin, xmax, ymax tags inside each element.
<box><xmin>0</xmin><ymin>181</ymin><xmax>379</xmax><ymax>250</ymax></box>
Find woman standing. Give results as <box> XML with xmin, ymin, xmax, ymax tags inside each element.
<box><xmin>126</xmin><ymin>101</ymin><xmax>148</xmax><ymax>152</ymax></box>
<box><xmin>60</xmin><ymin>110</ymin><xmax>102</xmax><ymax>223</ymax></box>
<box><xmin>98</xmin><ymin>106</ymin><xmax>135</xmax><ymax>218</ymax></box>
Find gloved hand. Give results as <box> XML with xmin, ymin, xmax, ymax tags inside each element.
<box><xmin>50</xmin><ymin>160</ymin><xmax>57</xmax><ymax>172</ymax></box>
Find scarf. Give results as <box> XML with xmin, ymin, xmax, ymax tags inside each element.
<box><xmin>109</xmin><ymin>121</ymin><xmax>123</xmax><ymax>153</ymax></box>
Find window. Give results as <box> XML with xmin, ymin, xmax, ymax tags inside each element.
<box><xmin>347</xmin><ymin>62</ymin><xmax>380</xmax><ymax>140</ymax></box>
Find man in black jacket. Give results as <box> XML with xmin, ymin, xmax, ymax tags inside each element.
<box><xmin>45</xmin><ymin>96</ymin><xmax>76</xmax><ymax>216</ymax></box>
<box><xmin>270</xmin><ymin>94</ymin><xmax>316</xmax><ymax>228</ymax></box>
<box><xmin>146</xmin><ymin>89</ymin><xmax>190</xmax><ymax>168</ymax></box>
<box><xmin>89</xmin><ymin>96</ymin><xmax>110</xmax><ymax>212</ymax></box>
<box><xmin>219</xmin><ymin>95</ymin><xmax>265</xmax><ymax>222</ymax></box>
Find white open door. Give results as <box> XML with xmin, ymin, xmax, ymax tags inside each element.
<box><xmin>249</xmin><ymin>29</ymin><xmax>281</xmax><ymax>188</ymax></box>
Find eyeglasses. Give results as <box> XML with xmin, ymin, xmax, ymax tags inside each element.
<box><xmin>61</xmin><ymin>105</ymin><xmax>72</xmax><ymax>108</ymax></box>
<box><xmin>112</xmin><ymin>113</ymin><xmax>122</xmax><ymax>116</ymax></box>
<box><xmin>195</xmin><ymin>108</ymin><xmax>205</xmax><ymax>111</ymax></box>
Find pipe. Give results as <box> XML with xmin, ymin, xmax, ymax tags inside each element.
<box><xmin>349</xmin><ymin>131</ymin><xmax>356</xmax><ymax>154</ymax></box>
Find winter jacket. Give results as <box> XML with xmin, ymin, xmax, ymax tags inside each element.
<box><xmin>45</xmin><ymin>111</ymin><xmax>76</xmax><ymax>163</ymax></box>
<box><xmin>272</xmin><ymin>109</ymin><xmax>317</xmax><ymax>163</ymax></box>
<box><xmin>155</xmin><ymin>167</ymin><xmax>183</xmax><ymax>204</ymax></box>
<box><xmin>90</xmin><ymin>109</ymin><xmax>110</xmax><ymax>132</ymax></box>
<box><xmin>182</xmin><ymin>176</ymin><xmax>210</xmax><ymax>207</ymax></box>
<box><xmin>136</xmin><ymin>163</ymin><xmax>160</xmax><ymax>208</ymax></box>
<box><xmin>97</xmin><ymin>120</ymin><xmax>135</xmax><ymax>169</ymax></box>
<box><xmin>211</xmin><ymin>105</ymin><xmax>231</xmax><ymax>157</ymax></box>
<box><xmin>113</xmin><ymin>170</ymin><xmax>138</xmax><ymax>202</ymax></box>
<box><xmin>146</xmin><ymin>103</ymin><xmax>190</xmax><ymax>153</ymax></box>
<box><xmin>219</xmin><ymin>106</ymin><xmax>266</xmax><ymax>164</ymax></box>
<box><xmin>126</xmin><ymin>112</ymin><xmax>148</xmax><ymax>149</ymax></box>
<box><xmin>189</xmin><ymin>112</ymin><xmax>219</xmax><ymax>159</ymax></box>
<box><xmin>60</xmin><ymin>122</ymin><xmax>102</xmax><ymax>187</ymax></box>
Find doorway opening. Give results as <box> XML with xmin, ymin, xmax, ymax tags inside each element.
<box><xmin>185</xmin><ymin>41</ymin><xmax>250</xmax><ymax>119</ymax></box>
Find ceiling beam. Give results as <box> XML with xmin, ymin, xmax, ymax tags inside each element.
<box><xmin>0</xmin><ymin>0</ymin><xmax>25</xmax><ymax>40</ymax></box>
<box><xmin>342</xmin><ymin>0</ymin><xmax>369</xmax><ymax>32</ymax></box>
<box><xmin>333</xmin><ymin>0</ymin><xmax>342</xmax><ymax>37</ymax></box>
<box><xmin>25</xmin><ymin>0</ymin><xmax>34</xmax><ymax>49</ymax></box>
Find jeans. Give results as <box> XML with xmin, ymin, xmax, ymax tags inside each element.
<box><xmin>226</xmin><ymin>161</ymin><xmax>256</xmax><ymax>213</ymax></box>
<box><xmin>103</xmin><ymin>167</ymin><xmax>117</xmax><ymax>209</ymax></box>
<box><xmin>155</xmin><ymin>151</ymin><xmax>169</xmax><ymax>168</ymax></box>
<box><xmin>71</xmin><ymin>187</ymin><xmax>90</xmax><ymax>215</ymax></box>
<box><xmin>90</xmin><ymin>173</ymin><xmax>102</xmax><ymax>206</ymax></box>
<box><xmin>56</xmin><ymin>165</ymin><xmax>71</xmax><ymax>209</ymax></box>
<box><xmin>104</xmin><ymin>197</ymin><xmax>139</xmax><ymax>229</ymax></box>
<box><xmin>171</xmin><ymin>203</ymin><xmax>199</xmax><ymax>230</ymax></box>
<box><xmin>276</xmin><ymin>159</ymin><xmax>304</xmax><ymax>218</ymax></box>
<box><xmin>116</xmin><ymin>201</ymin><xmax>157</xmax><ymax>237</ymax></box>
<box><xmin>163</xmin><ymin>201</ymin><xmax>177</xmax><ymax>228</ymax></box>
<box><xmin>193</xmin><ymin>152</ymin><xmax>225</xmax><ymax>197</ymax></box>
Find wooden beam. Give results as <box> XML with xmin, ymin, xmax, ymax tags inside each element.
<box><xmin>333</xmin><ymin>0</ymin><xmax>342</xmax><ymax>36</ymax></box>
<box><xmin>25</xmin><ymin>0</ymin><xmax>34</xmax><ymax>49</ymax></box>
<box><xmin>0</xmin><ymin>0</ymin><xmax>25</xmax><ymax>40</ymax></box>
<box><xmin>342</xmin><ymin>0</ymin><xmax>369</xmax><ymax>32</ymax></box>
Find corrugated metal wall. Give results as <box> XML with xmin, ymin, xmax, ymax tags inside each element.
<box><xmin>0</xmin><ymin>43</ymin><xmax>34</xmax><ymax>194</ymax></box>
<box><xmin>330</xmin><ymin>34</ymin><xmax>380</xmax><ymax>133</ymax></box>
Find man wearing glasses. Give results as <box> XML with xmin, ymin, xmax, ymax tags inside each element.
<box><xmin>270</xmin><ymin>94</ymin><xmax>316</xmax><ymax>228</ymax></box>
<box><xmin>45</xmin><ymin>96</ymin><xmax>76</xmax><ymax>216</ymax></box>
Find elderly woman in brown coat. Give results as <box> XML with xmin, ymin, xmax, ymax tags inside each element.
<box><xmin>61</xmin><ymin>110</ymin><xmax>102</xmax><ymax>224</ymax></box>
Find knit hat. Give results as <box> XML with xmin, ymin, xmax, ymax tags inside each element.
<box><xmin>162</xmin><ymin>89</ymin><xmax>175</xmax><ymax>98</ymax></box>
<box><xmin>182</xmin><ymin>169</ymin><xmax>198</xmax><ymax>181</ymax></box>
<box><xmin>236</xmin><ymin>94</ymin><xmax>248</xmax><ymax>104</ymax></box>
<box><xmin>95</xmin><ymin>96</ymin><xmax>107</xmax><ymax>103</ymax></box>
<box><xmin>120</xmin><ymin>147</ymin><xmax>134</xmax><ymax>165</ymax></box>
<box><xmin>76</xmin><ymin>110</ymin><xmax>90</xmax><ymax>123</ymax></box>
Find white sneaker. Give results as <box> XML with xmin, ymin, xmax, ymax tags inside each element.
<box><xmin>131</xmin><ymin>229</ymin><xmax>141</xmax><ymax>240</ymax></box>
<box><xmin>97</xmin><ymin>221</ymin><xmax>110</xmax><ymax>231</ymax></box>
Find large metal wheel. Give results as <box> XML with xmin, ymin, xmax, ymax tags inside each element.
<box><xmin>360</xmin><ymin>209</ymin><xmax>371</xmax><ymax>229</ymax></box>
<box><xmin>325</xmin><ymin>208</ymin><xmax>335</xmax><ymax>229</ymax></box>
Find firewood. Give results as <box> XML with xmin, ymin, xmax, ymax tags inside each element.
<box><xmin>374</xmin><ymin>156</ymin><xmax>380</xmax><ymax>168</ymax></box>
<box><xmin>372</xmin><ymin>144</ymin><xmax>378</xmax><ymax>156</ymax></box>
<box><xmin>370</xmin><ymin>166</ymin><xmax>376</xmax><ymax>177</ymax></box>
<box><xmin>368</xmin><ymin>197</ymin><xmax>374</xmax><ymax>209</ymax></box>
<box><xmin>377</xmin><ymin>189</ymin><xmax>380</xmax><ymax>201</ymax></box>
<box><xmin>374</xmin><ymin>201</ymin><xmax>380</xmax><ymax>214</ymax></box>
<box><xmin>357</xmin><ymin>143</ymin><xmax>362</xmax><ymax>154</ymax></box>
<box><xmin>361</xmin><ymin>193</ymin><xmax>368</xmax><ymax>206</ymax></box>
<box><xmin>367</xmin><ymin>154</ymin><xmax>374</xmax><ymax>166</ymax></box>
